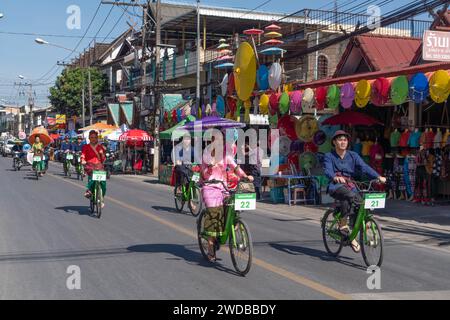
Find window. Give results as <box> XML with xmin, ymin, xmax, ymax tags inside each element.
<box><xmin>318</xmin><ymin>55</ymin><xmax>329</xmax><ymax>80</ymax></box>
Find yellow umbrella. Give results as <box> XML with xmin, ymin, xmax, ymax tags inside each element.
<box><xmin>259</xmin><ymin>93</ymin><xmax>270</xmax><ymax>115</ymax></box>
<box><xmin>429</xmin><ymin>70</ymin><xmax>450</xmax><ymax>104</ymax></box>
<box><xmin>355</xmin><ymin>80</ymin><xmax>372</xmax><ymax>108</ymax></box>
<box><xmin>234</xmin><ymin>42</ymin><xmax>257</xmax><ymax>102</ymax></box>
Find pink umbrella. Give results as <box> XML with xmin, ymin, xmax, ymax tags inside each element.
<box><xmin>290</xmin><ymin>90</ymin><xmax>302</xmax><ymax>113</ymax></box>
<box><xmin>119</xmin><ymin>129</ymin><xmax>154</xmax><ymax>142</ymax></box>
<box><xmin>243</xmin><ymin>28</ymin><xmax>264</xmax><ymax>35</ymax></box>
<box><xmin>263</xmin><ymin>39</ymin><xmax>284</xmax><ymax>46</ymax></box>
<box><xmin>265</xmin><ymin>23</ymin><xmax>281</xmax><ymax>31</ymax></box>
<box><xmin>216</xmin><ymin>55</ymin><xmax>234</xmax><ymax>61</ymax></box>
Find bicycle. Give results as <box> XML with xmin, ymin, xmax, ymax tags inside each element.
<box><xmin>64</xmin><ymin>151</ymin><xmax>74</xmax><ymax>178</ymax></box>
<box><xmin>173</xmin><ymin>165</ymin><xmax>203</xmax><ymax>217</ymax></box>
<box><xmin>87</xmin><ymin>166</ymin><xmax>106</xmax><ymax>219</ymax></box>
<box><xmin>74</xmin><ymin>152</ymin><xmax>84</xmax><ymax>181</ymax></box>
<box><xmin>197</xmin><ymin>179</ymin><xmax>254</xmax><ymax>276</ymax></box>
<box><xmin>321</xmin><ymin>179</ymin><xmax>385</xmax><ymax>267</ymax></box>
<box><xmin>32</xmin><ymin>154</ymin><xmax>43</xmax><ymax>180</ymax></box>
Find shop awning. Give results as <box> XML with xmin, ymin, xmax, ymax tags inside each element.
<box><xmin>108</xmin><ymin>103</ymin><xmax>120</xmax><ymax>126</ymax></box>
<box><xmin>160</xmin><ymin>115</ymin><xmax>196</xmax><ymax>140</ymax></box>
<box><xmin>294</xmin><ymin>61</ymin><xmax>450</xmax><ymax>90</ymax></box>
<box><xmin>120</xmin><ymin>102</ymin><xmax>134</xmax><ymax>125</ymax></box>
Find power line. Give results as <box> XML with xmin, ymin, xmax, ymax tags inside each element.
<box><xmin>0</xmin><ymin>31</ymin><xmax>116</xmax><ymax>40</ymax></box>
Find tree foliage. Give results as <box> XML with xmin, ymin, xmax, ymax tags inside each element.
<box><xmin>49</xmin><ymin>67</ymin><xmax>108</xmax><ymax>117</ymax></box>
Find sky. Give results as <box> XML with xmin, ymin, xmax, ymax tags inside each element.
<box><xmin>0</xmin><ymin>0</ymin><xmax>435</xmax><ymax>107</ymax></box>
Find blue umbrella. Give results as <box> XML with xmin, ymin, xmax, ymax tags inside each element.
<box><xmin>409</xmin><ymin>73</ymin><xmax>429</xmax><ymax>103</ymax></box>
<box><xmin>257</xmin><ymin>65</ymin><xmax>269</xmax><ymax>91</ymax></box>
<box><xmin>214</xmin><ymin>62</ymin><xmax>234</xmax><ymax>69</ymax></box>
<box><xmin>260</xmin><ymin>47</ymin><xmax>286</xmax><ymax>56</ymax></box>
<box><xmin>216</xmin><ymin>96</ymin><xmax>225</xmax><ymax>117</ymax></box>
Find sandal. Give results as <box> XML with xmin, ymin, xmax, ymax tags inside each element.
<box><xmin>84</xmin><ymin>190</ymin><xmax>92</xmax><ymax>199</ymax></box>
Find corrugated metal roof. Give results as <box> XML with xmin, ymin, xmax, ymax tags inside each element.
<box><xmin>334</xmin><ymin>34</ymin><xmax>422</xmax><ymax>77</ymax></box>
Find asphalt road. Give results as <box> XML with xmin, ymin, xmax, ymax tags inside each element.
<box><xmin>0</xmin><ymin>156</ymin><xmax>450</xmax><ymax>300</ymax></box>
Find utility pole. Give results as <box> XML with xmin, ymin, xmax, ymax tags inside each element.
<box><xmin>196</xmin><ymin>0</ymin><xmax>201</xmax><ymax>117</ymax></box>
<box><xmin>88</xmin><ymin>68</ymin><xmax>93</xmax><ymax>125</ymax></box>
<box><xmin>16</xmin><ymin>82</ymin><xmax>34</xmax><ymax>134</ymax></box>
<box><xmin>152</xmin><ymin>0</ymin><xmax>161</xmax><ymax>177</ymax></box>
<box><xmin>141</xmin><ymin>1</ymin><xmax>148</xmax><ymax>130</ymax></box>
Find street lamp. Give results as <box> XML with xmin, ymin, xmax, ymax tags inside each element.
<box><xmin>18</xmin><ymin>75</ymin><xmax>25</xmax><ymax>80</ymax></box>
<box><xmin>35</xmin><ymin>38</ymin><xmax>77</xmax><ymax>53</ymax></box>
<box><xmin>0</xmin><ymin>13</ymin><xmax>4</xmax><ymax>19</ymax></box>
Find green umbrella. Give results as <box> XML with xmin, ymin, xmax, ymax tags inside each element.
<box><xmin>390</xmin><ymin>75</ymin><xmax>409</xmax><ymax>105</ymax></box>
<box><xmin>326</xmin><ymin>84</ymin><xmax>340</xmax><ymax>109</ymax></box>
<box><xmin>279</xmin><ymin>92</ymin><xmax>290</xmax><ymax>115</ymax></box>
<box><xmin>269</xmin><ymin>113</ymin><xmax>278</xmax><ymax>127</ymax></box>
<box><xmin>160</xmin><ymin>115</ymin><xmax>196</xmax><ymax>140</ymax></box>
<box><xmin>299</xmin><ymin>152</ymin><xmax>318</xmax><ymax>171</ymax></box>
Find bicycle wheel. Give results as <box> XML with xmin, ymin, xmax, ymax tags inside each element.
<box><xmin>96</xmin><ymin>183</ymin><xmax>103</xmax><ymax>219</ymax></box>
<box><xmin>360</xmin><ymin>217</ymin><xmax>384</xmax><ymax>267</ymax></box>
<box><xmin>321</xmin><ymin>209</ymin><xmax>343</xmax><ymax>256</ymax></box>
<box><xmin>174</xmin><ymin>182</ymin><xmax>185</xmax><ymax>212</ymax></box>
<box><xmin>197</xmin><ymin>210</ymin><xmax>215</xmax><ymax>263</ymax></box>
<box><xmin>229</xmin><ymin>219</ymin><xmax>253</xmax><ymax>276</ymax></box>
<box><xmin>35</xmin><ymin>166</ymin><xmax>39</xmax><ymax>180</ymax></box>
<box><xmin>188</xmin><ymin>185</ymin><xmax>203</xmax><ymax>217</ymax></box>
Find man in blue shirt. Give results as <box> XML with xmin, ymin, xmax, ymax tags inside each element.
<box><xmin>60</xmin><ymin>135</ymin><xmax>73</xmax><ymax>173</ymax></box>
<box><xmin>72</xmin><ymin>136</ymin><xmax>84</xmax><ymax>153</ymax></box>
<box><xmin>323</xmin><ymin>130</ymin><xmax>386</xmax><ymax>253</ymax></box>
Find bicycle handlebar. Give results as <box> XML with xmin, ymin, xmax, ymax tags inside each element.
<box><xmin>201</xmin><ymin>178</ymin><xmax>252</xmax><ymax>193</ymax></box>
<box><xmin>354</xmin><ymin>179</ymin><xmax>384</xmax><ymax>193</ymax></box>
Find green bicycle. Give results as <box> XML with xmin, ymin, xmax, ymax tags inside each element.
<box><xmin>174</xmin><ymin>165</ymin><xmax>203</xmax><ymax>217</ymax></box>
<box><xmin>75</xmin><ymin>152</ymin><xmax>84</xmax><ymax>181</ymax></box>
<box><xmin>32</xmin><ymin>154</ymin><xmax>43</xmax><ymax>180</ymax></box>
<box><xmin>322</xmin><ymin>179</ymin><xmax>385</xmax><ymax>267</ymax></box>
<box><xmin>64</xmin><ymin>151</ymin><xmax>74</xmax><ymax>177</ymax></box>
<box><xmin>197</xmin><ymin>179</ymin><xmax>254</xmax><ymax>276</ymax></box>
<box><xmin>89</xmin><ymin>170</ymin><xmax>106</xmax><ymax>218</ymax></box>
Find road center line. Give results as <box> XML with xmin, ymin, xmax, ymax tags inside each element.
<box><xmin>47</xmin><ymin>171</ymin><xmax>351</xmax><ymax>300</ymax></box>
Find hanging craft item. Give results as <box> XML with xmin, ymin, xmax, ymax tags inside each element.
<box><xmin>290</xmin><ymin>90</ymin><xmax>302</xmax><ymax>114</ymax></box>
<box><xmin>243</xmin><ymin>28</ymin><xmax>264</xmax><ymax>36</ymax></box>
<box><xmin>299</xmin><ymin>152</ymin><xmax>318</xmax><ymax>171</ymax></box>
<box><xmin>290</xmin><ymin>140</ymin><xmax>304</xmax><ymax>153</ymax></box>
<box><xmin>278</xmin><ymin>136</ymin><xmax>292</xmax><ymax>156</ymax></box>
<box><xmin>234</xmin><ymin>42</ymin><xmax>257</xmax><ymax>102</ymax></box>
<box><xmin>227</xmin><ymin>97</ymin><xmax>237</xmax><ymax>118</ymax></box>
<box><xmin>429</xmin><ymin>70</ymin><xmax>450</xmax><ymax>104</ymax></box>
<box><xmin>295</xmin><ymin>115</ymin><xmax>319</xmax><ymax>143</ymax></box>
<box><xmin>257</xmin><ymin>65</ymin><xmax>270</xmax><ymax>91</ymax></box>
<box><xmin>259</xmin><ymin>93</ymin><xmax>270</xmax><ymax>115</ymax></box>
<box><xmin>315</xmin><ymin>86</ymin><xmax>328</xmax><ymax>110</ymax></box>
<box><xmin>355</xmin><ymin>79</ymin><xmax>372</xmax><ymax>108</ymax></box>
<box><xmin>265</xmin><ymin>23</ymin><xmax>282</xmax><ymax>31</ymax></box>
<box><xmin>269</xmin><ymin>93</ymin><xmax>280</xmax><ymax>115</ymax></box>
<box><xmin>263</xmin><ymin>39</ymin><xmax>284</xmax><ymax>46</ymax></box>
<box><xmin>260</xmin><ymin>47</ymin><xmax>286</xmax><ymax>56</ymax></box>
<box><xmin>244</xmin><ymin>100</ymin><xmax>252</xmax><ymax>123</ymax></box>
<box><xmin>227</xmin><ymin>73</ymin><xmax>235</xmax><ymax>96</ymax></box>
<box><xmin>340</xmin><ymin>82</ymin><xmax>355</xmax><ymax>109</ymax></box>
<box><xmin>277</xmin><ymin>115</ymin><xmax>298</xmax><ymax>141</ymax></box>
<box><xmin>221</xmin><ymin>73</ymin><xmax>228</xmax><ymax>96</ymax></box>
<box><xmin>279</xmin><ymin>92</ymin><xmax>290</xmax><ymax>115</ymax></box>
<box><xmin>409</xmin><ymin>73</ymin><xmax>429</xmax><ymax>103</ymax></box>
<box><xmin>216</xmin><ymin>96</ymin><xmax>225</xmax><ymax>117</ymax></box>
<box><xmin>313</xmin><ymin>130</ymin><xmax>327</xmax><ymax>146</ymax></box>
<box><xmin>269</xmin><ymin>62</ymin><xmax>282</xmax><ymax>91</ymax></box>
<box><xmin>265</xmin><ymin>31</ymin><xmax>282</xmax><ymax>38</ymax></box>
<box><xmin>302</xmin><ymin>88</ymin><xmax>315</xmax><ymax>110</ymax></box>
<box><xmin>390</xmin><ymin>75</ymin><xmax>409</xmax><ymax>105</ymax></box>
<box><xmin>326</xmin><ymin>84</ymin><xmax>340</xmax><ymax>110</ymax></box>
<box><xmin>371</xmin><ymin>77</ymin><xmax>391</xmax><ymax>106</ymax></box>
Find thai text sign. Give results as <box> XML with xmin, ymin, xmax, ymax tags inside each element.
<box><xmin>423</xmin><ymin>30</ymin><xmax>450</xmax><ymax>62</ymax></box>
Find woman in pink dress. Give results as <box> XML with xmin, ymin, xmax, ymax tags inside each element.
<box><xmin>201</xmin><ymin>136</ymin><xmax>253</xmax><ymax>261</ymax></box>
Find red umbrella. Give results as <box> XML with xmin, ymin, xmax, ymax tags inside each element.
<box><xmin>243</xmin><ymin>28</ymin><xmax>264</xmax><ymax>35</ymax></box>
<box><xmin>119</xmin><ymin>129</ymin><xmax>154</xmax><ymax>142</ymax></box>
<box><xmin>322</xmin><ymin>111</ymin><xmax>384</xmax><ymax>126</ymax></box>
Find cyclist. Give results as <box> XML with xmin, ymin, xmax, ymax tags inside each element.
<box><xmin>72</xmin><ymin>136</ymin><xmax>84</xmax><ymax>175</ymax></box>
<box><xmin>61</xmin><ymin>135</ymin><xmax>73</xmax><ymax>173</ymax></box>
<box><xmin>81</xmin><ymin>130</ymin><xmax>106</xmax><ymax>207</ymax></box>
<box><xmin>30</xmin><ymin>135</ymin><xmax>45</xmax><ymax>176</ymax></box>
<box><xmin>323</xmin><ymin>130</ymin><xmax>386</xmax><ymax>253</ymax></box>
<box><xmin>172</xmin><ymin>135</ymin><xmax>195</xmax><ymax>190</ymax></box>
<box><xmin>200</xmin><ymin>135</ymin><xmax>253</xmax><ymax>261</ymax></box>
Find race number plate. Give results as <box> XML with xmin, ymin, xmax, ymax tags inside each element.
<box><xmin>92</xmin><ymin>171</ymin><xmax>107</xmax><ymax>181</ymax></box>
<box><xmin>235</xmin><ymin>193</ymin><xmax>257</xmax><ymax>211</ymax></box>
<box><xmin>33</xmin><ymin>156</ymin><xmax>41</xmax><ymax>162</ymax></box>
<box><xmin>364</xmin><ymin>193</ymin><xmax>386</xmax><ymax>210</ymax></box>
<box><xmin>192</xmin><ymin>173</ymin><xmax>200</xmax><ymax>183</ymax></box>
<box><xmin>66</xmin><ymin>154</ymin><xmax>73</xmax><ymax>160</ymax></box>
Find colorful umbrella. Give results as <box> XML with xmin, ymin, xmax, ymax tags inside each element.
<box><xmin>268</xmin><ymin>113</ymin><xmax>278</xmax><ymax>127</ymax></box>
<box><xmin>315</xmin><ymin>86</ymin><xmax>328</xmax><ymax>110</ymax></box>
<box><xmin>278</xmin><ymin>115</ymin><xmax>298</xmax><ymax>141</ymax></box>
<box><xmin>409</xmin><ymin>72</ymin><xmax>429</xmax><ymax>103</ymax></box>
<box><xmin>234</xmin><ymin>42</ymin><xmax>257</xmax><ymax>101</ymax></box>
<box><xmin>326</xmin><ymin>84</ymin><xmax>340</xmax><ymax>109</ymax></box>
<box><xmin>265</xmin><ymin>23</ymin><xmax>282</xmax><ymax>31</ymax></box>
<box><xmin>279</xmin><ymin>92</ymin><xmax>290</xmax><ymax>115</ymax></box>
<box><xmin>260</xmin><ymin>47</ymin><xmax>286</xmax><ymax>56</ymax></box>
<box><xmin>216</xmin><ymin>96</ymin><xmax>225</xmax><ymax>117</ymax></box>
<box><xmin>257</xmin><ymin>65</ymin><xmax>270</xmax><ymax>91</ymax></box>
<box><xmin>390</xmin><ymin>75</ymin><xmax>409</xmax><ymax>105</ymax></box>
<box><xmin>371</xmin><ymin>77</ymin><xmax>391</xmax><ymax>106</ymax></box>
<box><xmin>429</xmin><ymin>70</ymin><xmax>450</xmax><ymax>104</ymax></box>
<box><xmin>80</xmin><ymin>123</ymin><xmax>118</xmax><ymax>131</ymax></box>
<box><xmin>290</xmin><ymin>140</ymin><xmax>304</xmax><ymax>153</ymax></box>
<box><xmin>269</xmin><ymin>62</ymin><xmax>282</xmax><ymax>90</ymax></box>
<box><xmin>299</xmin><ymin>152</ymin><xmax>318</xmax><ymax>171</ymax></box>
<box><xmin>28</xmin><ymin>126</ymin><xmax>52</xmax><ymax>146</ymax></box>
<box><xmin>296</xmin><ymin>115</ymin><xmax>319</xmax><ymax>142</ymax></box>
<box><xmin>322</xmin><ymin>111</ymin><xmax>383</xmax><ymax>126</ymax></box>
<box><xmin>278</xmin><ymin>136</ymin><xmax>292</xmax><ymax>156</ymax></box>
<box><xmin>119</xmin><ymin>129</ymin><xmax>153</xmax><ymax>142</ymax></box>
<box><xmin>259</xmin><ymin>94</ymin><xmax>270</xmax><ymax>115</ymax></box>
<box><xmin>269</xmin><ymin>93</ymin><xmax>280</xmax><ymax>114</ymax></box>
<box><xmin>302</xmin><ymin>88</ymin><xmax>315</xmax><ymax>109</ymax></box>
<box><xmin>263</xmin><ymin>39</ymin><xmax>284</xmax><ymax>46</ymax></box>
<box><xmin>265</xmin><ymin>31</ymin><xmax>282</xmax><ymax>38</ymax></box>
<box><xmin>290</xmin><ymin>90</ymin><xmax>302</xmax><ymax>114</ymax></box>
<box><xmin>355</xmin><ymin>80</ymin><xmax>372</xmax><ymax>108</ymax></box>
<box><xmin>217</xmin><ymin>43</ymin><xmax>230</xmax><ymax>49</ymax></box>
<box><xmin>340</xmin><ymin>82</ymin><xmax>355</xmax><ymax>109</ymax></box>
<box><xmin>215</xmin><ymin>62</ymin><xmax>234</xmax><ymax>69</ymax></box>
<box><xmin>243</xmin><ymin>28</ymin><xmax>264</xmax><ymax>35</ymax></box>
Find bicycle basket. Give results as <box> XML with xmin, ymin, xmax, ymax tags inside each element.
<box><xmin>237</xmin><ymin>182</ymin><xmax>255</xmax><ymax>194</ymax></box>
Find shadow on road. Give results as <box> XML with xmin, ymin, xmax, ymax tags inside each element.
<box><xmin>128</xmin><ymin>244</ymin><xmax>242</xmax><ymax>276</ymax></box>
<box><xmin>268</xmin><ymin>242</ymin><xmax>367</xmax><ymax>271</ymax></box>
<box><xmin>382</xmin><ymin>224</ymin><xmax>450</xmax><ymax>245</ymax></box>
<box><xmin>55</xmin><ymin>206</ymin><xmax>92</xmax><ymax>217</ymax></box>
<box><xmin>151</xmin><ymin>206</ymin><xmax>185</xmax><ymax>215</ymax></box>
<box><xmin>143</xmin><ymin>180</ymin><xmax>163</xmax><ymax>185</ymax></box>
